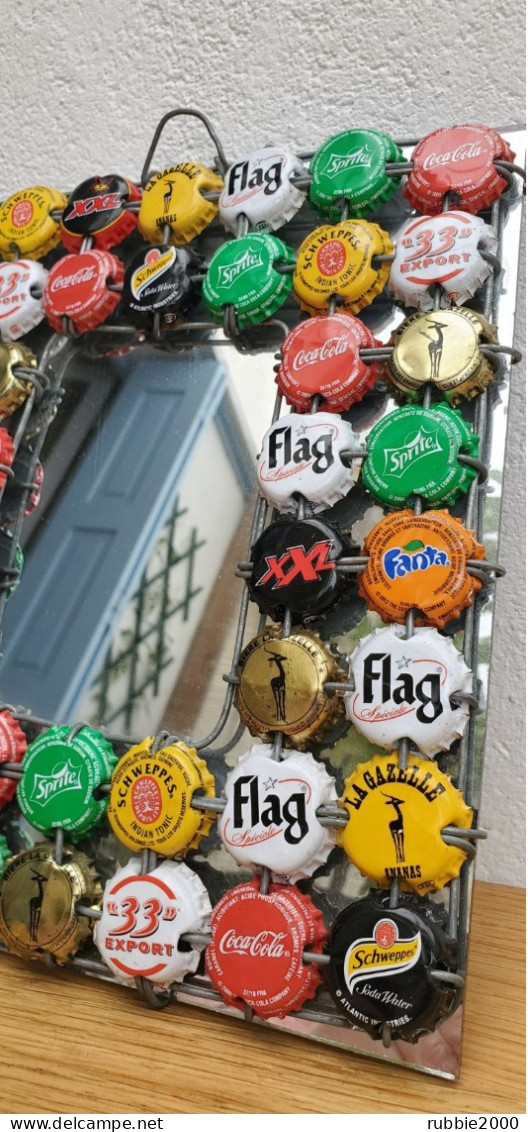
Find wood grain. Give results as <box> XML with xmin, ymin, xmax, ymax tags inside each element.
<box><xmin>0</xmin><ymin>881</ymin><xmax>524</xmax><ymax>1116</ymax></box>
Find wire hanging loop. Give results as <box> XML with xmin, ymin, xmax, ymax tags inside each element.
<box><xmin>141</xmin><ymin>107</ymin><xmax>230</xmax><ymax>186</ymax></box>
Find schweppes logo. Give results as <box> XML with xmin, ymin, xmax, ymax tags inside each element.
<box><xmin>345</xmin><ymin>918</ymin><xmax>421</xmax><ymax>995</ymax></box>
<box><xmin>131</xmin><ymin>248</ymin><xmax>177</xmax><ymax>299</ymax></box>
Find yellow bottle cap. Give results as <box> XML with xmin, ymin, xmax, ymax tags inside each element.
<box><xmin>138</xmin><ymin>162</ymin><xmax>224</xmax><ymax>245</ymax></box>
<box><xmin>107</xmin><ymin>736</ymin><xmax>216</xmax><ymax>855</ymax></box>
<box><xmin>339</xmin><ymin>752</ymin><xmax>473</xmax><ymax>894</ymax></box>
<box><xmin>387</xmin><ymin>308</ymin><xmax>496</xmax><ymax>404</ymax></box>
<box><xmin>293</xmin><ymin>220</ymin><xmax>393</xmax><ymax>316</ymax></box>
<box><xmin>0</xmin><ymin>342</ymin><xmax>38</xmax><ymax>418</ymax></box>
<box><xmin>0</xmin><ymin>186</ymin><xmax>68</xmax><ymax>260</ymax></box>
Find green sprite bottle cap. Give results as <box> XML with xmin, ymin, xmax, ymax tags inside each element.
<box><xmin>202</xmin><ymin>233</ymin><xmax>295</xmax><ymax>328</ymax></box>
<box><xmin>310</xmin><ymin>128</ymin><xmax>403</xmax><ymax>221</ymax></box>
<box><xmin>17</xmin><ymin>724</ymin><xmax>117</xmax><ymax>837</ymax></box>
<box><xmin>362</xmin><ymin>403</ymin><xmax>480</xmax><ymax>507</ymax></box>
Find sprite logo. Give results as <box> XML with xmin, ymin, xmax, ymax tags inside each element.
<box><xmin>321</xmin><ymin>145</ymin><xmax>374</xmax><ymax>178</ymax></box>
<box><xmin>29</xmin><ymin>758</ymin><xmax>83</xmax><ymax>804</ymax></box>
<box><xmin>383</xmin><ymin>540</ymin><xmax>450</xmax><ymax>580</ymax></box>
<box><xmin>382</xmin><ymin>427</ymin><xmax>443</xmax><ymax>478</ymax></box>
<box><xmin>217</xmin><ymin>247</ymin><xmax>265</xmax><ymax>287</ymax></box>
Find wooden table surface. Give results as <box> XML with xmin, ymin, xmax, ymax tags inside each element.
<box><xmin>1</xmin><ymin>881</ymin><xmax>524</xmax><ymax>1116</ymax></box>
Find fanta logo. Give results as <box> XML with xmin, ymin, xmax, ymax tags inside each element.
<box><xmin>131</xmin><ymin>248</ymin><xmax>176</xmax><ymax>299</ymax></box>
<box><xmin>382</xmin><ymin>428</ymin><xmax>443</xmax><ymax>477</ymax></box>
<box><xmin>383</xmin><ymin>541</ymin><xmax>449</xmax><ymax>580</ymax></box>
<box><xmin>30</xmin><ymin>758</ymin><xmax>82</xmax><ymax>804</ymax></box>
<box><xmin>322</xmin><ymin>146</ymin><xmax>374</xmax><ymax>177</ymax></box>
<box><xmin>217</xmin><ymin>248</ymin><xmax>264</xmax><ymax>286</ymax></box>
<box><xmin>345</xmin><ymin>923</ymin><xmax>421</xmax><ymax>995</ymax></box>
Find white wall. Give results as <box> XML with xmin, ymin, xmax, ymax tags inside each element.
<box><xmin>1</xmin><ymin>0</ymin><xmax>524</xmax><ymax>884</ymax></box>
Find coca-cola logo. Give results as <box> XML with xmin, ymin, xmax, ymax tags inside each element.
<box><xmin>51</xmin><ymin>267</ymin><xmax>97</xmax><ymax>291</ymax></box>
<box><xmin>422</xmin><ymin>142</ymin><xmax>483</xmax><ymax>171</ymax></box>
<box><xmin>219</xmin><ymin>929</ymin><xmax>288</xmax><ymax>958</ymax></box>
<box><xmin>292</xmin><ymin>334</ymin><xmax>351</xmax><ymax>371</ymax></box>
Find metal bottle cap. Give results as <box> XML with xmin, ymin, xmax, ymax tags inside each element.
<box><xmin>17</xmin><ymin>724</ymin><xmax>117</xmax><ymax>837</ymax></box>
<box><xmin>358</xmin><ymin>509</ymin><xmax>485</xmax><ymax>629</ymax></box>
<box><xmin>235</xmin><ymin>627</ymin><xmax>346</xmax><ymax>749</ymax></box>
<box><xmin>248</xmin><ymin>517</ymin><xmax>352</xmax><ymax>619</ymax></box>
<box><xmin>0</xmin><ymin>186</ymin><xmax>68</xmax><ymax>260</ymax></box>
<box><xmin>0</xmin><ymin>341</ymin><xmax>38</xmax><ymax>418</ymax></box>
<box><xmin>276</xmin><ymin>313</ymin><xmax>382</xmax><ymax>410</ymax></box>
<box><xmin>123</xmin><ymin>244</ymin><xmax>197</xmax><ymax>327</ymax></box>
<box><xmin>362</xmin><ymin>403</ymin><xmax>479</xmax><ymax>507</ymax></box>
<box><xmin>339</xmin><ymin>751</ymin><xmax>473</xmax><ymax>893</ymax></box>
<box><xmin>107</xmin><ymin>737</ymin><xmax>216</xmax><ymax>856</ymax></box>
<box><xmin>43</xmin><ymin>250</ymin><xmax>124</xmax><ymax>334</ymax></box>
<box><xmin>389</xmin><ymin>211</ymin><xmax>498</xmax><ymax>309</ymax></box>
<box><xmin>94</xmin><ymin>857</ymin><xmax>212</xmax><ymax>987</ymax></box>
<box><xmin>0</xmin><ymin>841</ymin><xmax>100</xmax><ymax>963</ymax></box>
<box><xmin>310</xmin><ymin>128</ymin><xmax>404</xmax><ymax>219</ymax></box>
<box><xmin>0</xmin><ymin>835</ymin><xmax>11</xmax><ymax>879</ymax></box>
<box><xmin>202</xmin><ymin>233</ymin><xmax>294</xmax><ymax>328</ymax></box>
<box><xmin>345</xmin><ymin>624</ymin><xmax>473</xmax><ymax>756</ymax></box>
<box><xmin>257</xmin><ymin>411</ymin><xmax>362</xmax><ymax>513</ymax></box>
<box><xmin>403</xmin><ymin>124</ymin><xmax>515</xmax><ymax>214</ymax></box>
<box><xmin>219</xmin><ymin>743</ymin><xmax>337</xmax><ymax>881</ymax></box>
<box><xmin>0</xmin><ymin>709</ymin><xmax>27</xmax><ymax>809</ymax></box>
<box><xmin>138</xmin><ymin>162</ymin><xmax>224</xmax><ymax>245</ymax></box>
<box><xmin>219</xmin><ymin>146</ymin><xmax>307</xmax><ymax>233</ymax></box>
<box><xmin>1</xmin><ymin>446</ymin><xmax>43</xmax><ymax>522</ymax></box>
<box><xmin>206</xmin><ymin>878</ymin><xmax>326</xmax><ymax>1019</ymax></box>
<box><xmin>387</xmin><ymin>308</ymin><xmax>497</xmax><ymax>404</ymax></box>
<box><xmin>0</xmin><ymin>259</ymin><xmax>49</xmax><ymax>341</ymax></box>
<box><xmin>60</xmin><ymin>174</ymin><xmax>141</xmax><ymax>252</ymax></box>
<box><xmin>293</xmin><ymin>220</ymin><xmax>393</xmax><ymax>316</ymax></box>
<box><xmin>325</xmin><ymin>890</ymin><xmax>458</xmax><ymax>1041</ymax></box>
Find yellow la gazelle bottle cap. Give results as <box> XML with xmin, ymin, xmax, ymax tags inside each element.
<box><xmin>107</xmin><ymin>736</ymin><xmax>216</xmax><ymax>855</ymax></box>
<box><xmin>138</xmin><ymin>162</ymin><xmax>224</xmax><ymax>245</ymax></box>
<box><xmin>293</xmin><ymin>219</ymin><xmax>393</xmax><ymax>316</ymax></box>
<box><xmin>339</xmin><ymin>752</ymin><xmax>473</xmax><ymax>894</ymax></box>
<box><xmin>387</xmin><ymin>308</ymin><xmax>497</xmax><ymax>404</ymax></box>
<box><xmin>0</xmin><ymin>186</ymin><xmax>68</xmax><ymax>260</ymax></box>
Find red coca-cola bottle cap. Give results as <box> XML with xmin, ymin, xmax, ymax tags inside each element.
<box><xmin>0</xmin><ymin>428</ymin><xmax>15</xmax><ymax>489</ymax></box>
<box><xmin>404</xmin><ymin>125</ymin><xmax>515</xmax><ymax>215</ymax></box>
<box><xmin>0</xmin><ymin>710</ymin><xmax>27</xmax><ymax>808</ymax></box>
<box><xmin>205</xmin><ymin>879</ymin><xmax>326</xmax><ymax>1019</ymax></box>
<box><xmin>43</xmin><ymin>250</ymin><xmax>124</xmax><ymax>333</ymax></box>
<box><xmin>277</xmin><ymin>313</ymin><xmax>382</xmax><ymax>411</ymax></box>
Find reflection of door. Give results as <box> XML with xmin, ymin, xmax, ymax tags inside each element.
<box><xmin>0</xmin><ymin>349</ymin><xmax>226</xmax><ymax>720</ymax></box>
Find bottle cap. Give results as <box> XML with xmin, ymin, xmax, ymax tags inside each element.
<box><xmin>389</xmin><ymin>211</ymin><xmax>498</xmax><ymax>309</ymax></box>
<box><xmin>358</xmin><ymin>509</ymin><xmax>485</xmax><ymax>629</ymax></box>
<box><xmin>0</xmin><ymin>528</ymin><xmax>23</xmax><ymax>598</ymax></box>
<box><xmin>276</xmin><ymin>313</ymin><xmax>382</xmax><ymax>410</ymax></box>
<box><xmin>0</xmin><ymin>259</ymin><xmax>48</xmax><ymax>341</ymax></box>
<box><xmin>1</xmin><ymin>448</ymin><xmax>43</xmax><ymax>522</ymax></box>
<box><xmin>0</xmin><ymin>186</ymin><xmax>68</xmax><ymax>260</ymax></box>
<box><xmin>0</xmin><ymin>709</ymin><xmax>27</xmax><ymax>809</ymax></box>
<box><xmin>94</xmin><ymin>857</ymin><xmax>212</xmax><ymax>987</ymax></box>
<box><xmin>17</xmin><ymin>724</ymin><xmax>117</xmax><ymax>837</ymax></box>
<box><xmin>403</xmin><ymin>124</ymin><xmax>515</xmax><ymax>214</ymax></box>
<box><xmin>325</xmin><ymin>890</ymin><xmax>458</xmax><ymax>1041</ymax></box>
<box><xmin>60</xmin><ymin>174</ymin><xmax>141</xmax><ymax>252</ymax></box>
<box><xmin>26</xmin><ymin>460</ymin><xmax>44</xmax><ymax>514</ymax></box>
<box><xmin>345</xmin><ymin>624</ymin><xmax>473</xmax><ymax>756</ymax></box>
<box><xmin>138</xmin><ymin>162</ymin><xmax>224</xmax><ymax>245</ymax></box>
<box><xmin>310</xmin><ymin>128</ymin><xmax>404</xmax><ymax>220</ymax></box>
<box><xmin>362</xmin><ymin>403</ymin><xmax>479</xmax><ymax>507</ymax></box>
<box><xmin>257</xmin><ymin>410</ymin><xmax>362</xmax><ymax>513</ymax></box>
<box><xmin>387</xmin><ymin>308</ymin><xmax>496</xmax><ymax>404</ymax></box>
<box><xmin>0</xmin><ymin>427</ymin><xmax>15</xmax><ymax>489</ymax></box>
<box><xmin>235</xmin><ymin>627</ymin><xmax>346</xmax><ymax>749</ymax></box>
<box><xmin>123</xmin><ymin>244</ymin><xmax>196</xmax><ymax>327</ymax></box>
<box><xmin>219</xmin><ymin>743</ymin><xmax>337</xmax><ymax>882</ymax></box>
<box><xmin>202</xmin><ymin>233</ymin><xmax>294</xmax><ymax>328</ymax></box>
<box><xmin>248</xmin><ymin>517</ymin><xmax>352</xmax><ymax>619</ymax></box>
<box><xmin>0</xmin><ymin>341</ymin><xmax>38</xmax><ymax>418</ymax></box>
<box><xmin>339</xmin><ymin>751</ymin><xmax>473</xmax><ymax>894</ymax></box>
<box><xmin>43</xmin><ymin>250</ymin><xmax>124</xmax><ymax>333</ymax></box>
<box><xmin>293</xmin><ymin>220</ymin><xmax>393</xmax><ymax>316</ymax></box>
<box><xmin>0</xmin><ymin>835</ymin><xmax>11</xmax><ymax>878</ymax></box>
<box><xmin>0</xmin><ymin>841</ymin><xmax>100</xmax><ymax>963</ymax></box>
<box><xmin>219</xmin><ymin>146</ymin><xmax>307</xmax><ymax>233</ymax></box>
<box><xmin>107</xmin><ymin>737</ymin><xmax>216</xmax><ymax>856</ymax></box>
<box><xmin>206</xmin><ymin>878</ymin><xmax>326</xmax><ymax>1019</ymax></box>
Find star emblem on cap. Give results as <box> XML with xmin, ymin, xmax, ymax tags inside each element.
<box><xmin>396</xmin><ymin>655</ymin><xmax>412</xmax><ymax>669</ymax></box>
<box><xmin>263</xmin><ymin>776</ymin><xmax>278</xmax><ymax>791</ymax></box>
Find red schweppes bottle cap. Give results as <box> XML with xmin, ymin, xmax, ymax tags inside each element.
<box><xmin>277</xmin><ymin>313</ymin><xmax>382</xmax><ymax>410</ymax></box>
<box><xmin>43</xmin><ymin>250</ymin><xmax>124</xmax><ymax>333</ymax></box>
<box><xmin>403</xmin><ymin>125</ymin><xmax>514</xmax><ymax>214</ymax></box>
<box><xmin>60</xmin><ymin>175</ymin><xmax>141</xmax><ymax>252</ymax></box>
<box><xmin>206</xmin><ymin>879</ymin><xmax>326</xmax><ymax>1018</ymax></box>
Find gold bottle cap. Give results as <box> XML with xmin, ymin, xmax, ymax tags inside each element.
<box><xmin>339</xmin><ymin>752</ymin><xmax>473</xmax><ymax>894</ymax></box>
<box><xmin>0</xmin><ymin>342</ymin><xmax>38</xmax><ymax>418</ymax></box>
<box><xmin>0</xmin><ymin>841</ymin><xmax>100</xmax><ymax>964</ymax></box>
<box><xmin>387</xmin><ymin>308</ymin><xmax>496</xmax><ymax>404</ymax></box>
<box><xmin>235</xmin><ymin>627</ymin><xmax>346</xmax><ymax>749</ymax></box>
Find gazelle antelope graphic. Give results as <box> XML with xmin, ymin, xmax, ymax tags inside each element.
<box><xmin>419</xmin><ymin>319</ymin><xmax>448</xmax><ymax>381</ymax></box>
<box><xmin>163</xmin><ymin>179</ymin><xmax>177</xmax><ymax>213</ymax></box>
<box><xmin>266</xmin><ymin>648</ymin><xmax>287</xmax><ymax>721</ymax></box>
<box><xmin>29</xmin><ymin>868</ymin><xmax>48</xmax><ymax>941</ymax></box>
<box><xmin>381</xmin><ymin>792</ymin><xmax>406</xmax><ymax>863</ymax></box>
